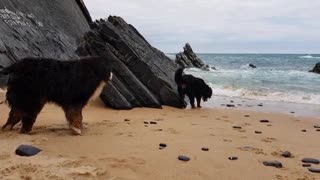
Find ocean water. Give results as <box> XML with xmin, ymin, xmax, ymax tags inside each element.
<box><xmin>168</xmin><ymin>54</ymin><xmax>320</xmax><ymax>106</ymax></box>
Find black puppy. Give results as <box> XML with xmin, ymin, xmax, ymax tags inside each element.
<box><xmin>175</xmin><ymin>68</ymin><xmax>212</xmax><ymax>108</ymax></box>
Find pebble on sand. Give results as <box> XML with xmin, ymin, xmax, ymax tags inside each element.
<box><xmin>260</xmin><ymin>120</ymin><xmax>270</xmax><ymax>123</ymax></box>
<box><xmin>201</xmin><ymin>147</ymin><xmax>209</xmax><ymax>151</ymax></box>
<box><xmin>228</xmin><ymin>156</ymin><xmax>238</xmax><ymax>160</ymax></box>
<box><xmin>159</xmin><ymin>143</ymin><xmax>167</xmax><ymax>148</ymax></box>
<box><xmin>150</xmin><ymin>121</ymin><xmax>157</xmax><ymax>124</ymax></box>
<box><xmin>308</xmin><ymin>167</ymin><xmax>320</xmax><ymax>173</ymax></box>
<box><xmin>255</xmin><ymin>131</ymin><xmax>262</xmax><ymax>134</ymax></box>
<box><xmin>301</xmin><ymin>130</ymin><xmax>307</xmax><ymax>132</ymax></box>
<box><xmin>15</xmin><ymin>145</ymin><xmax>42</xmax><ymax>157</ymax></box>
<box><xmin>178</xmin><ymin>155</ymin><xmax>190</xmax><ymax>161</ymax></box>
<box><xmin>233</xmin><ymin>126</ymin><xmax>242</xmax><ymax>129</ymax></box>
<box><xmin>263</xmin><ymin>161</ymin><xmax>283</xmax><ymax>168</ymax></box>
<box><xmin>302</xmin><ymin>164</ymin><xmax>311</xmax><ymax>167</ymax></box>
<box><xmin>302</xmin><ymin>158</ymin><xmax>320</xmax><ymax>164</ymax></box>
<box><xmin>244</xmin><ymin>115</ymin><xmax>250</xmax><ymax>117</ymax></box>
<box><xmin>281</xmin><ymin>151</ymin><xmax>292</xmax><ymax>158</ymax></box>
<box><xmin>226</xmin><ymin>104</ymin><xmax>235</xmax><ymax>107</ymax></box>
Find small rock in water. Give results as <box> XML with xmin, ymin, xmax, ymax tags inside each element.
<box><xmin>226</xmin><ymin>104</ymin><xmax>235</xmax><ymax>107</ymax></box>
<box><xmin>263</xmin><ymin>161</ymin><xmax>283</xmax><ymax>168</ymax></box>
<box><xmin>15</xmin><ymin>145</ymin><xmax>42</xmax><ymax>157</ymax></box>
<box><xmin>201</xmin><ymin>147</ymin><xmax>209</xmax><ymax>151</ymax></box>
<box><xmin>228</xmin><ymin>156</ymin><xmax>238</xmax><ymax>160</ymax></box>
<box><xmin>150</xmin><ymin>121</ymin><xmax>157</xmax><ymax>124</ymax></box>
<box><xmin>255</xmin><ymin>131</ymin><xmax>262</xmax><ymax>134</ymax></box>
<box><xmin>302</xmin><ymin>158</ymin><xmax>320</xmax><ymax>164</ymax></box>
<box><xmin>230</xmin><ymin>101</ymin><xmax>234</xmax><ymax>103</ymax></box>
<box><xmin>290</xmin><ymin>111</ymin><xmax>295</xmax><ymax>114</ymax></box>
<box><xmin>302</xmin><ymin>164</ymin><xmax>312</xmax><ymax>167</ymax></box>
<box><xmin>260</xmin><ymin>120</ymin><xmax>270</xmax><ymax>123</ymax></box>
<box><xmin>281</xmin><ymin>151</ymin><xmax>292</xmax><ymax>158</ymax></box>
<box><xmin>258</xmin><ymin>103</ymin><xmax>263</xmax><ymax>107</ymax></box>
<box><xmin>233</xmin><ymin>126</ymin><xmax>242</xmax><ymax>129</ymax></box>
<box><xmin>308</xmin><ymin>167</ymin><xmax>320</xmax><ymax>173</ymax></box>
<box><xmin>178</xmin><ymin>155</ymin><xmax>190</xmax><ymax>161</ymax></box>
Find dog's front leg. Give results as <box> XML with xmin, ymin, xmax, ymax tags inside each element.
<box><xmin>178</xmin><ymin>86</ymin><xmax>187</xmax><ymax>108</ymax></box>
<box><xmin>196</xmin><ymin>96</ymin><xmax>202</xmax><ymax>108</ymax></box>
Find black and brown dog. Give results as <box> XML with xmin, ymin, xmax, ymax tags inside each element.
<box><xmin>0</xmin><ymin>56</ymin><xmax>113</xmax><ymax>135</ymax></box>
<box><xmin>175</xmin><ymin>68</ymin><xmax>212</xmax><ymax>108</ymax></box>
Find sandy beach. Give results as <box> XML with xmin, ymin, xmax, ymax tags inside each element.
<box><xmin>0</xmin><ymin>91</ymin><xmax>319</xmax><ymax>180</ymax></box>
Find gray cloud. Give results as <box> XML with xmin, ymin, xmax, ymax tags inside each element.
<box><xmin>83</xmin><ymin>0</ymin><xmax>320</xmax><ymax>53</ymax></box>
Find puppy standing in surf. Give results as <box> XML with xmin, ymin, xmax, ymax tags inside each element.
<box><xmin>175</xmin><ymin>68</ymin><xmax>212</xmax><ymax>108</ymax></box>
<box><xmin>0</xmin><ymin>56</ymin><xmax>113</xmax><ymax>135</ymax></box>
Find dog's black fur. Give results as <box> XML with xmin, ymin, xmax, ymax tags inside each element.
<box><xmin>0</xmin><ymin>56</ymin><xmax>112</xmax><ymax>135</ymax></box>
<box><xmin>175</xmin><ymin>68</ymin><xmax>212</xmax><ymax>108</ymax></box>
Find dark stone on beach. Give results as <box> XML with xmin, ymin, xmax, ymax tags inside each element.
<box><xmin>233</xmin><ymin>126</ymin><xmax>242</xmax><ymax>129</ymax></box>
<box><xmin>226</xmin><ymin>104</ymin><xmax>235</xmax><ymax>107</ymax></box>
<box><xmin>249</xmin><ymin>64</ymin><xmax>257</xmax><ymax>68</ymax></box>
<box><xmin>159</xmin><ymin>143</ymin><xmax>167</xmax><ymax>149</ymax></box>
<box><xmin>301</xmin><ymin>129</ymin><xmax>307</xmax><ymax>132</ymax></box>
<box><xmin>281</xmin><ymin>151</ymin><xmax>292</xmax><ymax>158</ymax></box>
<box><xmin>314</xmin><ymin>125</ymin><xmax>320</xmax><ymax>129</ymax></box>
<box><xmin>302</xmin><ymin>164</ymin><xmax>311</xmax><ymax>167</ymax></box>
<box><xmin>309</xmin><ymin>62</ymin><xmax>320</xmax><ymax>74</ymax></box>
<box><xmin>228</xmin><ymin>156</ymin><xmax>238</xmax><ymax>160</ymax></box>
<box><xmin>255</xmin><ymin>131</ymin><xmax>262</xmax><ymax>134</ymax></box>
<box><xmin>178</xmin><ymin>155</ymin><xmax>190</xmax><ymax>162</ymax></box>
<box><xmin>201</xmin><ymin>147</ymin><xmax>209</xmax><ymax>151</ymax></box>
<box><xmin>230</xmin><ymin>101</ymin><xmax>234</xmax><ymax>103</ymax></box>
<box><xmin>124</xmin><ymin>119</ymin><xmax>130</xmax><ymax>122</ymax></box>
<box><xmin>144</xmin><ymin>121</ymin><xmax>149</xmax><ymax>124</ymax></box>
<box><xmin>175</xmin><ymin>43</ymin><xmax>210</xmax><ymax>71</ymax></box>
<box><xmin>258</xmin><ymin>103</ymin><xmax>263</xmax><ymax>107</ymax></box>
<box><xmin>263</xmin><ymin>161</ymin><xmax>283</xmax><ymax>168</ymax></box>
<box><xmin>244</xmin><ymin>115</ymin><xmax>250</xmax><ymax>117</ymax></box>
<box><xmin>290</xmin><ymin>111</ymin><xmax>295</xmax><ymax>114</ymax></box>
<box><xmin>302</xmin><ymin>158</ymin><xmax>320</xmax><ymax>164</ymax></box>
<box><xmin>317</xmin><ymin>129</ymin><xmax>320</xmax><ymax>132</ymax></box>
<box><xmin>15</xmin><ymin>145</ymin><xmax>42</xmax><ymax>157</ymax></box>
<box><xmin>308</xmin><ymin>168</ymin><xmax>320</xmax><ymax>173</ymax></box>
<box><xmin>260</xmin><ymin>120</ymin><xmax>270</xmax><ymax>123</ymax></box>
<box><xmin>150</xmin><ymin>121</ymin><xmax>157</xmax><ymax>124</ymax></box>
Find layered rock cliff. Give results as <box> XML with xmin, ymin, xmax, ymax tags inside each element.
<box><xmin>0</xmin><ymin>1</ymin><xmax>184</xmax><ymax>109</ymax></box>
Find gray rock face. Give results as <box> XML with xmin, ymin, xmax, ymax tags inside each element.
<box><xmin>175</xmin><ymin>43</ymin><xmax>210</xmax><ymax>70</ymax></box>
<box><xmin>0</xmin><ymin>2</ymin><xmax>184</xmax><ymax>109</ymax></box>
<box><xmin>309</xmin><ymin>62</ymin><xmax>320</xmax><ymax>74</ymax></box>
<box><xmin>0</xmin><ymin>0</ymin><xmax>91</xmax><ymax>85</ymax></box>
<box><xmin>76</xmin><ymin>17</ymin><xmax>184</xmax><ymax>109</ymax></box>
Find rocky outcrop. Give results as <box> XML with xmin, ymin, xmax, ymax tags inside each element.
<box><xmin>76</xmin><ymin>17</ymin><xmax>184</xmax><ymax>109</ymax></box>
<box><xmin>309</xmin><ymin>63</ymin><xmax>320</xmax><ymax>74</ymax></box>
<box><xmin>175</xmin><ymin>43</ymin><xmax>211</xmax><ymax>70</ymax></box>
<box><xmin>0</xmin><ymin>0</ymin><xmax>91</xmax><ymax>84</ymax></box>
<box><xmin>0</xmin><ymin>1</ymin><xmax>184</xmax><ymax>109</ymax></box>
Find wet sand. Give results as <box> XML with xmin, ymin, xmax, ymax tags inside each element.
<box><xmin>0</xmin><ymin>93</ymin><xmax>319</xmax><ymax>179</ymax></box>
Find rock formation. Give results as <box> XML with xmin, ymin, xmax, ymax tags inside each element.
<box><xmin>175</xmin><ymin>43</ymin><xmax>211</xmax><ymax>70</ymax></box>
<box><xmin>309</xmin><ymin>62</ymin><xmax>320</xmax><ymax>74</ymax></box>
<box><xmin>76</xmin><ymin>17</ymin><xmax>183</xmax><ymax>109</ymax></box>
<box><xmin>0</xmin><ymin>1</ymin><xmax>184</xmax><ymax>109</ymax></box>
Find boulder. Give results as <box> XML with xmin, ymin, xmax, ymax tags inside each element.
<box><xmin>0</xmin><ymin>0</ymin><xmax>91</xmax><ymax>85</ymax></box>
<box><xmin>175</xmin><ymin>43</ymin><xmax>211</xmax><ymax>71</ymax></box>
<box><xmin>0</xmin><ymin>1</ymin><xmax>184</xmax><ymax>109</ymax></box>
<box><xmin>249</xmin><ymin>64</ymin><xmax>257</xmax><ymax>68</ymax></box>
<box><xmin>76</xmin><ymin>17</ymin><xmax>184</xmax><ymax>109</ymax></box>
<box><xmin>309</xmin><ymin>62</ymin><xmax>320</xmax><ymax>74</ymax></box>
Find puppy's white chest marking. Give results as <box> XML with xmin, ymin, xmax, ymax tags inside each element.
<box><xmin>89</xmin><ymin>81</ymin><xmax>106</xmax><ymax>101</ymax></box>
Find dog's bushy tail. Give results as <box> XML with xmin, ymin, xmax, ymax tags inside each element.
<box><xmin>174</xmin><ymin>68</ymin><xmax>184</xmax><ymax>85</ymax></box>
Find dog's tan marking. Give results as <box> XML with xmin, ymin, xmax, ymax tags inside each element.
<box><xmin>89</xmin><ymin>81</ymin><xmax>106</xmax><ymax>101</ymax></box>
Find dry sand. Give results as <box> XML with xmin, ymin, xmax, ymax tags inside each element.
<box><xmin>0</xmin><ymin>92</ymin><xmax>319</xmax><ymax>180</ymax></box>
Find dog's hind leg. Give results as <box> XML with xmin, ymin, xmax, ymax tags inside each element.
<box><xmin>2</xmin><ymin>108</ymin><xmax>23</xmax><ymax>130</ymax></box>
<box><xmin>63</xmin><ymin>106</ymin><xmax>83</xmax><ymax>135</ymax></box>
<box><xmin>188</xmin><ymin>95</ymin><xmax>196</xmax><ymax>109</ymax></box>
<box><xmin>196</xmin><ymin>96</ymin><xmax>202</xmax><ymax>108</ymax></box>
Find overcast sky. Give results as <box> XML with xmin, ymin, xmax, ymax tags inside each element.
<box><xmin>83</xmin><ymin>0</ymin><xmax>320</xmax><ymax>53</ymax></box>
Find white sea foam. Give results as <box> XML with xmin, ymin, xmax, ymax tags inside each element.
<box><xmin>299</xmin><ymin>55</ymin><xmax>320</xmax><ymax>59</ymax></box>
<box><xmin>209</xmin><ymin>85</ymin><xmax>320</xmax><ymax>105</ymax></box>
